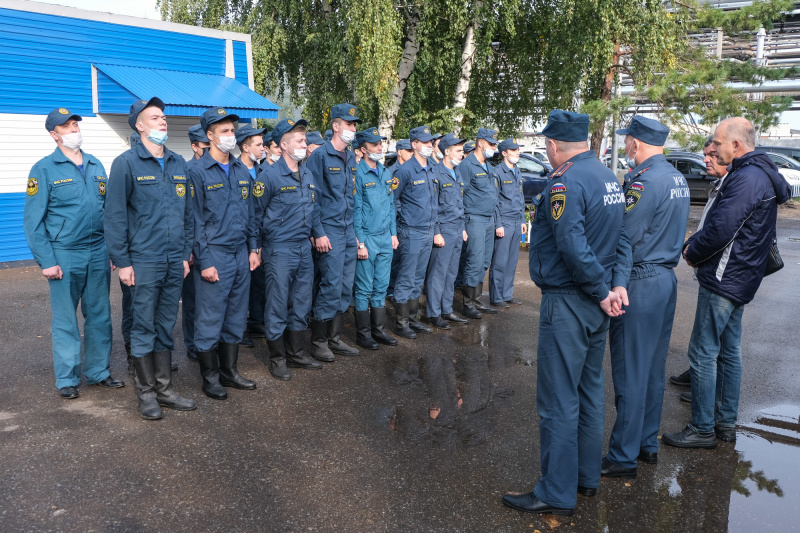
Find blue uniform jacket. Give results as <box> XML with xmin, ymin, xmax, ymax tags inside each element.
<box><xmin>24</xmin><ymin>148</ymin><xmax>108</xmax><ymax>269</ymax></box>
<box><xmin>458</xmin><ymin>152</ymin><xmax>499</xmax><ymax>222</ymax></box>
<box><xmin>353</xmin><ymin>159</ymin><xmax>396</xmax><ymax>243</ymax></box>
<box><xmin>529</xmin><ymin>150</ymin><xmax>630</xmax><ymax>303</ymax></box>
<box><xmin>685</xmin><ymin>150</ymin><xmax>791</xmax><ymax>305</ymax></box>
<box><xmin>253</xmin><ymin>157</ymin><xmax>318</xmax><ymax>249</ymax></box>
<box><xmin>393</xmin><ymin>156</ymin><xmax>437</xmax><ymax>231</ymax></box>
<box><xmin>105</xmin><ymin>142</ymin><xmax>192</xmax><ymax>268</ymax></box>
<box><xmin>611</xmin><ymin>154</ymin><xmax>690</xmax><ymax>287</ymax></box>
<box><xmin>431</xmin><ymin>162</ymin><xmax>465</xmax><ymax>231</ymax></box>
<box><xmin>188</xmin><ymin>152</ymin><xmax>257</xmax><ymax>270</ymax></box>
<box><xmin>495</xmin><ymin>160</ymin><xmax>525</xmax><ymax>228</ymax></box>
<box><xmin>305</xmin><ymin>141</ymin><xmax>357</xmax><ymax>238</ymax></box>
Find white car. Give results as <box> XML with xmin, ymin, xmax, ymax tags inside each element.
<box><xmin>778</xmin><ymin>168</ymin><xmax>800</xmax><ymax>198</ymax></box>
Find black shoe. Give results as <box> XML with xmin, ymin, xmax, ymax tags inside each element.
<box><xmin>218</xmin><ymin>341</ymin><xmax>257</xmax><ymax>390</ymax></box>
<box><xmin>502</xmin><ymin>491</ymin><xmax>574</xmax><ymax>516</ymax></box>
<box><xmin>601</xmin><ymin>457</ymin><xmax>637</xmax><ymax>479</ymax></box>
<box><xmin>715</xmin><ymin>425</ymin><xmax>736</xmax><ymax>442</ymax></box>
<box><xmin>491</xmin><ymin>300</ymin><xmax>510</xmax><ymax>308</ymax></box>
<box><xmin>408</xmin><ymin>298</ymin><xmax>433</xmax><ymax>333</ymax></box>
<box><xmin>638</xmin><ymin>450</ymin><xmax>658</xmax><ymax>464</ymax></box>
<box><xmin>285</xmin><ymin>330</ymin><xmax>323</xmax><ymax>370</ymax></box>
<box><xmin>125</xmin><ymin>343</ymin><xmax>134</xmax><ymax>377</ymax></box>
<box><xmin>670</xmin><ymin>369</ymin><xmax>691</xmax><ymax>387</ymax></box>
<box><xmin>267</xmin><ymin>336</ymin><xmax>292</xmax><ymax>380</ymax></box>
<box><xmin>442</xmin><ymin>312</ymin><xmax>468</xmax><ymax>323</ymax></box>
<box><xmin>370</xmin><ymin>307</ymin><xmax>398</xmax><ymax>346</ymax></box>
<box><xmin>355</xmin><ymin>309</ymin><xmax>379</xmax><ymax>350</ymax></box>
<box><xmin>59</xmin><ymin>386</ymin><xmax>79</xmax><ymax>399</ymax></box>
<box><xmin>310</xmin><ymin>319</ymin><xmax>336</xmax><ymax>362</ymax></box>
<box><xmin>475</xmin><ymin>282</ymin><xmax>498</xmax><ymax>314</ymax></box>
<box><xmin>247</xmin><ymin>322</ymin><xmax>266</xmax><ymax>338</ymax></box>
<box><xmin>429</xmin><ymin>316</ymin><xmax>451</xmax><ymax>330</ymax></box>
<box><xmin>92</xmin><ymin>376</ymin><xmax>125</xmax><ymax>389</ymax></box>
<box><xmin>394</xmin><ymin>302</ymin><xmax>417</xmax><ymax>339</ymax></box>
<box><xmin>196</xmin><ymin>347</ymin><xmax>228</xmax><ymax>400</ymax></box>
<box><xmin>153</xmin><ymin>350</ymin><xmax>196</xmax><ymax>411</ymax></box>
<box><xmin>507</xmin><ymin>298</ymin><xmax>522</xmax><ymax>305</ymax></box>
<box><xmin>577</xmin><ymin>485</ymin><xmax>597</xmax><ymax>497</ymax></box>
<box><xmin>240</xmin><ymin>334</ymin><xmax>255</xmax><ymax>348</ymax></box>
<box><xmin>186</xmin><ymin>348</ymin><xmax>198</xmax><ymax>361</ymax></box>
<box><xmin>131</xmin><ymin>353</ymin><xmax>163</xmax><ymax>420</ymax></box>
<box><xmin>680</xmin><ymin>391</ymin><xmax>691</xmax><ymax>403</ymax></box>
<box><xmin>461</xmin><ymin>286</ymin><xmax>482</xmax><ymax>319</ymax></box>
<box><xmin>662</xmin><ymin>426</ymin><xmax>717</xmax><ymax>449</ymax></box>
<box><xmin>328</xmin><ymin>313</ymin><xmax>359</xmax><ymax>355</ymax></box>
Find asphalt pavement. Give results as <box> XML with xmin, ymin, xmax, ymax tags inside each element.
<box><xmin>1</xmin><ymin>204</ymin><xmax>799</xmax><ymax>532</ymax></box>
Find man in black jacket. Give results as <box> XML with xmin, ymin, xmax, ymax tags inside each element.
<box><xmin>662</xmin><ymin>117</ymin><xmax>791</xmax><ymax>448</ymax></box>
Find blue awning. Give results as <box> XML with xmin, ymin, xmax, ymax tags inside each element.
<box><xmin>93</xmin><ymin>63</ymin><xmax>279</xmax><ymax>119</ymax></box>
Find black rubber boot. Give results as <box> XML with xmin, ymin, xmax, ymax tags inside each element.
<box><xmin>170</xmin><ymin>350</ymin><xmax>179</xmax><ymax>371</ymax></box>
<box><xmin>218</xmin><ymin>341</ymin><xmax>256</xmax><ymax>390</ymax></box>
<box><xmin>125</xmin><ymin>343</ymin><xmax>134</xmax><ymax>377</ymax></box>
<box><xmin>247</xmin><ymin>322</ymin><xmax>266</xmax><ymax>338</ymax></box>
<box><xmin>461</xmin><ymin>286</ymin><xmax>483</xmax><ymax>319</ymax></box>
<box><xmin>153</xmin><ymin>350</ymin><xmax>196</xmax><ymax>411</ymax></box>
<box><xmin>131</xmin><ymin>353</ymin><xmax>163</xmax><ymax>420</ymax></box>
<box><xmin>408</xmin><ymin>298</ymin><xmax>433</xmax><ymax>333</ymax></box>
<box><xmin>394</xmin><ymin>302</ymin><xmax>417</xmax><ymax>339</ymax></box>
<box><xmin>267</xmin><ymin>335</ymin><xmax>292</xmax><ymax>380</ymax></box>
<box><xmin>285</xmin><ymin>330</ymin><xmax>323</xmax><ymax>369</ymax></box>
<box><xmin>370</xmin><ymin>307</ymin><xmax>398</xmax><ymax>346</ymax></box>
<box><xmin>196</xmin><ymin>347</ymin><xmax>228</xmax><ymax>400</ymax></box>
<box><xmin>328</xmin><ymin>313</ymin><xmax>359</xmax><ymax>355</ymax></box>
<box><xmin>355</xmin><ymin>310</ymin><xmax>379</xmax><ymax>350</ymax></box>
<box><xmin>310</xmin><ymin>319</ymin><xmax>336</xmax><ymax>362</ymax></box>
<box><xmin>475</xmin><ymin>282</ymin><xmax>498</xmax><ymax>314</ymax></box>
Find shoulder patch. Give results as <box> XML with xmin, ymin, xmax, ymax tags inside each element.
<box><xmin>253</xmin><ymin>182</ymin><xmax>265</xmax><ymax>197</ymax></box>
<box><xmin>550</xmin><ymin>183</ymin><xmax>566</xmax><ymax>194</ymax></box>
<box><xmin>625</xmin><ymin>181</ymin><xmax>642</xmax><ymax>212</ymax></box>
<box><xmin>550</xmin><ymin>192</ymin><xmax>566</xmax><ymax>220</ymax></box>
<box><xmin>551</xmin><ymin>162</ymin><xmax>573</xmax><ymax>178</ymax></box>
<box><xmin>27</xmin><ymin>178</ymin><xmax>38</xmax><ymax>196</ymax></box>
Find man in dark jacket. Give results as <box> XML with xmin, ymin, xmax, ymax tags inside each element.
<box><xmin>662</xmin><ymin>117</ymin><xmax>791</xmax><ymax>448</ymax></box>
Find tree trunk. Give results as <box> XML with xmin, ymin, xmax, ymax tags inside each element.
<box><xmin>590</xmin><ymin>42</ymin><xmax>621</xmax><ymax>156</ymax></box>
<box><xmin>452</xmin><ymin>20</ymin><xmax>478</xmax><ymax>138</ymax></box>
<box><xmin>378</xmin><ymin>8</ymin><xmax>420</xmax><ymax>144</ymax></box>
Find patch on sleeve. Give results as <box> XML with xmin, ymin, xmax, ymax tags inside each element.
<box><xmin>625</xmin><ymin>182</ymin><xmax>643</xmax><ymax>212</ymax></box>
<box><xmin>26</xmin><ymin>178</ymin><xmax>38</xmax><ymax>196</ymax></box>
<box><xmin>550</xmin><ymin>193</ymin><xmax>566</xmax><ymax>220</ymax></box>
<box><xmin>391</xmin><ymin>177</ymin><xmax>399</xmax><ymax>190</ymax></box>
<box><xmin>190</xmin><ymin>183</ymin><xmax>195</xmax><ymax>198</ymax></box>
<box><xmin>549</xmin><ymin>183</ymin><xmax>566</xmax><ymax>194</ymax></box>
<box><xmin>253</xmin><ymin>182</ymin><xmax>265</xmax><ymax>198</ymax></box>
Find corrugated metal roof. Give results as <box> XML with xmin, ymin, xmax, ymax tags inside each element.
<box><xmin>94</xmin><ymin>64</ymin><xmax>279</xmax><ymax>118</ymax></box>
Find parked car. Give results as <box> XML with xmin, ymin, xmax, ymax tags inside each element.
<box><xmin>489</xmin><ymin>153</ymin><xmax>552</xmax><ymax>204</ymax></box>
<box><xmin>757</xmin><ymin>145</ymin><xmax>800</xmax><ymax>161</ymax></box>
<box><xmin>665</xmin><ymin>152</ymin><xmax>717</xmax><ymax>202</ymax></box>
<box><xmin>764</xmin><ymin>151</ymin><xmax>800</xmax><ymax>170</ymax></box>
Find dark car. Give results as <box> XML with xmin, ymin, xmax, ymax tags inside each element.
<box><xmin>757</xmin><ymin>145</ymin><xmax>800</xmax><ymax>161</ymax></box>
<box><xmin>665</xmin><ymin>152</ymin><xmax>716</xmax><ymax>202</ymax></box>
<box><xmin>383</xmin><ymin>152</ymin><xmax>397</xmax><ymax>169</ymax></box>
<box><xmin>489</xmin><ymin>153</ymin><xmax>552</xmax><ymax>204</ymax></box>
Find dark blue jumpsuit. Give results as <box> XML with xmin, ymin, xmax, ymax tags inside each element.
<box><xmin>253</xmin><ymin>158</ymin><xmax>318</xmax><ymax>340</ymax></box>
<box><xmin>528</xmin><ymin>150</ymin><xmax>629</xmax><ymax>508</ymax></box>
<box><xmin>489</xmin><ymin>160</ymin><xmax>525</xmax><ymax>303</ymax></box>
<box><xmin>180</xmin><ymin>155</ymin><xmax>203</xmax><ymax>354</ymax></box>
<box><xmin>189</xmin><ymin>152</ymin><xmax>257</xmax><ymax>351</ymax></box>
<box><xmin>105</xmin><ymin>143</ymin><xmax>193</xmax><ymax>359</ymax></box>
<box><xmin>606</xmin><ymin>154</ymin><xmax>690</xmax><ymax>468</ymax></box>
<box><xmin>457</xmin><ymin>152</ymin><xmax>499</xmax><ymax>287</ymax></box>
<box><xmin>425</xmin><ymin>163</ymin><xmax>465</xmax><ymax>318</ymax></box>
<box><xmin>243</xmin><ymin>159</ymin><xmax>267</xmax><ymax>333</ymax></box>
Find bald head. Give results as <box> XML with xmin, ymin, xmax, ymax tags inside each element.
<box><xmin>712</xmin><ymin>117</ymin><xmax>755</xmax><ymax>166</ymax></box>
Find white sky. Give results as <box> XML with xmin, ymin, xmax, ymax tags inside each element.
<box><xmin>33</xmin><ymin>0</ymin><xmax>161</xmax><ymax>19</ymax></box>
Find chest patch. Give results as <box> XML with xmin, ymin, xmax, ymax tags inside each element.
<box><xmin>176</xmin><ymin>183</ymin><xmax>186</xmax><ymax>197</ymax></box>
<box><xmin>98</xmin><ymin>182</ymin><xmax>106</xmax><ymax>195</ymax></box>
<box><xmin>241</xmin><ymin>187</ymin><xmax>249</xmax><ymax>200</ymax></box>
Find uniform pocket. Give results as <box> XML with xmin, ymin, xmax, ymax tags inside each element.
<box><xmin>52</xmin><ymin>178</ymin><xmax>80</xmax><ymax>201</ymax></box>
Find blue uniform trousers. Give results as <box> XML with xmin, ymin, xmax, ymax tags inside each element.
<box><xmin>489</xmin><ymin>221</ymin><xmax>521</xmax><ymax>303</ymax></box>
<box><xmin>248</xmin><ymin>264</ymin><xmax>266</xmax><ymax>327</ymax></box>
<box><xmin>128</xmin><ymin>259</ymin><xmax>183</xmax><ymax>358</ymax></box>
<box><xmin>460</xmin><ymin>214</ymin><xmax>494</xmax><ymax>287</ymax></box>
<box><xmin>119</xmin><ymin>279</ymin><xmax>132</xmax><ymax>345</ymax></box>
<box><xmin>394</xmin><ymin>225</ymin><xmax>433</xmax><ymax>304</ymax></box>
<box><xmin>181</xmin><ymin>264</ymin><xmax>196</xmax><ymax>351</ymax></box>
<box><xmin>193</xmin><ymin>246</ymin><xmax>250</xmax><ymax>351</ymax></box>
<box><xmin>534</xmin><ymin>290</ymin><xmax>608</xmax><ymax>509</ymax></box>
<box><xmin>607</xmin><ymin>267</ymin><xmax>677</xmax><ymax>468</ymax></box>
<box><xmin>48</xmin><ymin>248</ymin><xmax>112</xmax><ymax>388</ymax></box>
<box><xmin>313</xmin><ymin>229</ymin><xmax>357</xmax><ymax>320</ymax></box>
<box><xmin>263</xmin><ymin>243</ymin><xmax>314</xmax><ymax>341</ymax></box>
<box><xmin>354</xmin><ymin>230</ymin><xmax>393</xmax><ymax>311</ymax></box>
<box><xmin>425</xmin><ymin>223</ymin><xmax>463</xmax><ymax>317</ymax></box>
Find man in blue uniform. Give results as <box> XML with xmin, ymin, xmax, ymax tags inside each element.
<box><xmin>105</xmin><ymin>97</ymin><xmax>196</xmax><ymax>420</ymax></box>
<box><xmin>253</xmin><ymin>118</ymin><xmax>323</xmax><ymax>380</ymax></box>
<box><xmin>425</xmin><ymin>133</ymin><xmax>469</xmax><ymax>328</ymax></box>
<box><xmin>306</xmin><ymin>131</ymin><xmax>325</xmax><ymax>156</ymax></box>
<box><xmin>458</xmin><ymin>128</ymin><xmax>500</xmax><ymax>318</ymax></box>
<box><xmin>502</xmin><ymin>110</ymin><xmax>628</xmax><ymax>515</ymax></box>
<box><xmin>489</xmin><ymin>138</ymin><xmax>527</xmax><ymax>307</ymax></box>
<box><xmin>386</xmin><ymin>138</ymin><xmax>414</xmax><ymax>298</ymax></box>
<box><xmin>263</xmin><ymin>131</ymin><xmax>281</xmax><ymax>165</ymax></box>
<box><xmin>189</xmin><ymin>108</ymin><xmax>260</xmax><ymax>400</ymax></box>
<box><xmin>600</xmin><ymin>116</ymin><xmax>690</xmax><ymax>478</ymax></box>
<box><xmin>352</xmin><ymin>127</ymin><xmax>399</xmax><ymax>349</ymax></box>
<box><xmin>24</xmin><ymin>108</ymin><xmax>124</xmax><ymax>399</ymax></box>
<box><xmin>236</xmin><ymin>124</ymin><xmax>267</xmax><ymax>348</ymax></box>
<box><xmin>305</xmin><ymin>103</ymin><xmax>362</xmax><ymax>361</ymax></box>
<box><xmin>463</xmin><ymin>141</ymin><xmax>475</xmax><ymax>155</ymax></box>
<box><xmin>392</xmin><ymin>125</ymin><xmax>443</xmax><ymax>338</ymax></box>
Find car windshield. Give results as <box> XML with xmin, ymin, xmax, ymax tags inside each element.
<box><xmin>518</xmin><ymin>157</ymin><xmax>544</xmax><ymax>174</ymax></box>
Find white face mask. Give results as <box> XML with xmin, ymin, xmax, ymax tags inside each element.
<box><xmin>270</xmin><ymin>153</ymin><xmax>281</xmax><ymax>162</ymax></box>
<box><xmin>419</xmin><ymin>146</ymin><xmax>433</xmax><ymax>158</ymax></box>
<box><xmin>435</xmin><ymin>151</ymin><xmax>443</xmax><ymax>160</ymax></box>
<box><xmin>625</xmin><ymin>143</ymin><xmax>637</xmax><ymax>169</ymax></box>
<box><xmin>246</xmin><ymin>152</ymin><xmax>259</xmax><ymax>163</ymax></box>
<box><xmin>508</xmin><ymin>155</ymin><xmax>520</xmax><ymax>165</ymax></box>
<box><xmin>483</xmin><ymin>148</ymin><xmax>496</xmax><ymax>159</ymax></box>
<box><xmin>339</xmin><ymin>129</ymin><xmax>356</xmax><ymax>144</ymax></box>
<box><xmin>367</xmin><ymin>151</ymin><xmax>383</xmax><ymax>162</ymax></box>
<box><xmin>451</xmin><ymin>158</ymin><xmax>461</xmax><ymax>167</ymax></box>
<box><xmin>60</xmin><ymin>132</ymin><xmax>83</xmax><ymax>151</ymax></box>
<box><xmin>213</xmin><ymin>134</ymin><xmax>237</xmax><ymax>154</ymax></box>
<box><xmin>290</xmin><ymin>148</ymin><xmax>307</xmax><ymax>162</ymax></box>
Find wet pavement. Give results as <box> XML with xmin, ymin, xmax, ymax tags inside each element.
<box><xmin>1</xmin><ymin>205</ymin><xmax>799</xmax><ymax>532</ymax></box>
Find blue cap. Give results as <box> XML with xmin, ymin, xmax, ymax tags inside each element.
<box><xmin>188</xmin><ymin>124</ymin><xmax>209</xmax><ymax>143</ymax></box>
<box><xmin>235</xmin><ymin>125</ymin><xmax>266</xmax><ymax>145</ymax></box>
<box><xmin>476</xmin><ymin>128</ymin><xmax>499</xmax><ymax>143</ymax></box>
<box><xmin>306</xmin><ymin>131</ymin><xmax>325</xmax><ymax>146</ymax></box>
<box><xmin>464</xmin><ymin>141</ymin><xmax>476</xmax><ymax>154</ymax></box>
<box><xmin>438</xmin><ymin>133</ymin><xmax>465</xmax><ymax>152</ymax></box>
<box><xmin>128</xmin><ymin>97</ymin><xmax>165</xmax><ymax>131</ymax></box>
<box><xmin>271</xmin><ymin>118</ymin><xmax>308</xmax><ymax>145</ymax></box>
<box><xmin>330</xmin><ymin>103</ymin><xmax>362</xmax><ymax>124</ymax></box>
<box><xmin>409</xmin><ymin>126</ymin><xmax>434</xmax><ymax>142</ymax></box>
<box><xmin>263</xmin><ymin>131</ymin><xmax>273</xmax><ymax>146</ymax></box>
<box><xmin>498</xmin><ymin>138</ymin><xmax>521</xmax><ymax>152</ymax></box>
<box><xmin>355</xmin><ymin>126</ymin><xmax>386</xmax><ymax>146</ymax></box>
<box><xmin>324</xmin><ymin>129</ymin><xmax>333</xmax><ymax>141</ymax></box>
<box><xmin>200</xmin><ymin>107</ymin><xmax>240</xmax><ymax>133</ymax></box>
<box><xmin>616</xmin><ymin>115</ymin><xmax>669</xmax><ymax>146</ymax></box>
<box><xmin>432</xmin><ymin>133</ymin><xmax>442</xmax><ymax>141</ymax></box>
<box><xmin>45</xmin><ymin>108</ymin><xmax>81</xmax><ymax>131</ymax></box>
<box><xmin>395</xmin><ymin>139</ymin><xmax>412</xmax><ymax>151</ymax></box>
<box><xmin>541</xmin><ymin>110</ymin><xmax>589</xmax><ymax>142</ymax></box>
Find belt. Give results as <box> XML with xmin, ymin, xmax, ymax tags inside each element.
<box><xmin>630</xmin><ymin>264</ymin><xmax>671</xmax><ymax>280</ymax></box>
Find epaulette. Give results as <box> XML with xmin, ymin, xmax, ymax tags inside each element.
<box><xmin>550</xmin><ymin>162</ymin><xmax>572</xmax><ymax>179</ymax></box>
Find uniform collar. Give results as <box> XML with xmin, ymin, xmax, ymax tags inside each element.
<box><xmin>406</xmin><ymin>155</ymin><xmax>429</xmax><ymax>174</ymax></box>
<box><xmin>358</xmin><ymin>158</ymin><xmax>383</xmax><ymax>175</ymax></box>
<box><xmin>464</xmin><ymin>152</ymin><xmax>484</xmax><ymax>169</ymax></box>
<box><xmin>323</xmin><ymin>140</ymin><xmax>351</xmax><ymax>161</ymax></box>
<box><xmin>565</xmin><ymin>150</ymin><xmax>595</xmax><ymax>164</ymax></box>
<box><xmin>134</xmin><ymin>141</ymin><xmax>176</xmax><ymax>164</ymax></box>
<box><xmin>276</xmin><ymin>156</ymin><xmax>302</xmax><ymax>178</ymax></box>
<box><xmin>51</xmin><ymin>146</ymin><xmax>86</xmax><ymax>164</ymax></box>
<box><xmin>199</xmin><ymin>151</ymin><xmax>243</xmax><ymax>171</ymax></box>
<box><xmin>497</xmin><ymin>160</ymin><xmax>516</xmax><ymax>174</ymax></box>
<box><xmin>624</xmin><ymin>153</ymin><xmax>665</xmax><ymax>182</ymax></box>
